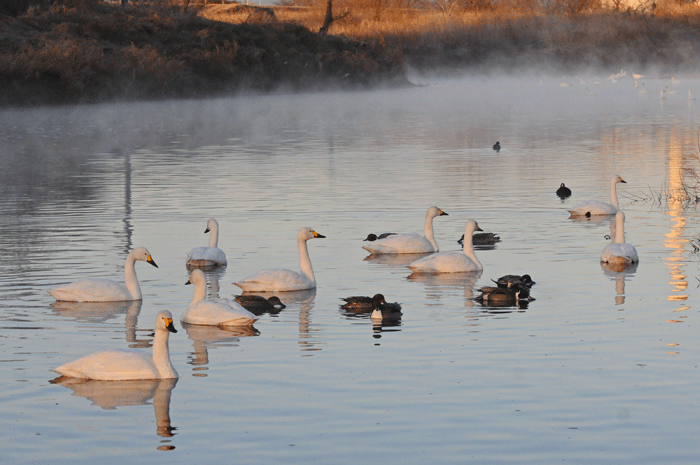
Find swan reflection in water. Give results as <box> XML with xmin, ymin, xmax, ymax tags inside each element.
<box><xmin>364</xmin><ymin>252</ymin><xmax>432</xmax><ymax>269</ymax></box>
<box><xmin>50</xmin><ymin>377</ymin><xmax>178</xmax><ymax>440</ymax></box>
<box><xmin>407</xmin><ymin>270</ymin><xmax>482</xmax><ymax>307</ymax></box>
<box><xmin>51</xmin><ymin>300</ymin><xmax>150</xmax><ymax>348</ymax></box>
<box><xmin>189</xmin><ymin>265</ymin><xmax>227</xmax><ymax>299</ymax></box>
<box><xmin>601</xmin><ymin>260</ymin><xmax>639</xmax><ymax>305</ymax></box>
<box><xmin>182</xmin><ymin>324</ymin><xmax>259</xmax><ymax>374</ymax></box>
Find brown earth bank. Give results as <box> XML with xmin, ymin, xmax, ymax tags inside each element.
<box><xmin>3</xmin><ymin>0</ymin><xmax>700</xmax><ymax>106</ymax></box>
<box><xmin>0</xmin><ymin>2</ymin><xmax>407</xmax><ymax>106</ymax></box>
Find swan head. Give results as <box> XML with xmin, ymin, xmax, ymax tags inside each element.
<box><xmin>427</xmin><ymin>206</ymin><xmax>448</xmax><ymax>219</ymax></box>
<box><xmin>132</xmin><ymin>247</ymin><xmax>158</xmax><ymax>268</ymax></box>
<box><xmin>613</xmin><ymin>174</ymin><xmax>626</xmax><ymax>184</ymax></box>
<box><xmin>205</xmin><ymin>218</ymin><xmax>219</xmax><ymax>233</ymax></box>
<box><xmin>299</xmin><ymin>227</ymin><xmax>326</xmax><ymax>241</ymax></box>
<box><xmin>156</xmin><ymin>310</ymin><xmax>177</xmax><ymax>334</ymax></box>
<box><xmin>464</xmin><ymin>220</ymin><xmax>483</xmax><ymax>236</ymax></box>
<box><xmin>185</xmin><ymin>269</ymin><xmax>206</xmax><ymax>287</ymax></box>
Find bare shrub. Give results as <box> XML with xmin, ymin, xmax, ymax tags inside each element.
<box><xmin>3</xmin><ymin>37</ymin><xmax>104</xmax><ymax>91</ymax></box>
<box><xmin>116</xmin><ymin>44</ymin><xmax>185</xmax><ymax>84</ymax></box>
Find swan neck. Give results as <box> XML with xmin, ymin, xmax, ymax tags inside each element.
<box><xmin>190</xmin><ymin>280</ymin><xmax>207</xmax><ymax>305</ymax></box>
<box><xmin>153</xmin><ymin>329</ymin><xmax>178</xmax><ymax>379</ymax></box>
<box><xmin>298</xmin><ymin>236</ymin><xmax>316</xmax><ymax>286</ymax></box>
<box><xmin>462</xmin><ymin>233</ymin><xmax>483</xmax><ymax>269</ymax></box>
<box><xmin>124</xmin><ymin>252</ymin><xmax>142</xmax><ymax>300</ymax></box>
<box><xmin>615</xmin><ymin>215</ymin><xmax>625</xmax><ymax>244</ymax></box>
<box><xmin>424</xmin><ymin>212</ymin><xmax>439</xmax><ymax>251</ymax></box>
<box><xmin>208</xmin><ymin>224</ymin><xmax>219</xmax><ymax>248</ymax></box>
<box><xmin>610</xmin><ymin>178</ymin><xmax>620</xmax><ymax>209</ymax></box>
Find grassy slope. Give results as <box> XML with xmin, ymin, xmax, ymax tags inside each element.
<box><xmin>0</xmin><ymin>3</ymin><xmax>407</xmax><ymax>106</ymax></box>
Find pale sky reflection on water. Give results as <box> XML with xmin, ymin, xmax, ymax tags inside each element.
<box><xmin>2</xmin><ymin>74</ymin><xmax>700</xmax><ymax>463</ymax></box>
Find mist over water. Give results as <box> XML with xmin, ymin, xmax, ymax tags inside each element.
<box><xmin>2</xmin><ymin>73</ymin><xmax>700</xmax><ymax>463</ymax></box>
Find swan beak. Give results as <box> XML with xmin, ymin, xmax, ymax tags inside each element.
<box><xmin>185</xmin><ymin>278</ymin><xmax>192</xmax><ymax>285</ymax></box>
<box><xmin>439</xmin><ymin>209</ymin><xmax>448</xmax><ymax>216</ymax></box>
<box><xmin>476</xmin><ymin>225</ymin><xmax>483</xmax><ymax>232</ymax></box>
<box><xmin>619</xmin><ymin>177</ymin><xmax>627</xmax><ymax>183</ymax></box>
<box><xmin>312</xmin><ymin>231</ymin><xmax>326</xmax><ymax>238</ymax></box>
<box><xmin>147</xmin><ymin>255</ymin><xmax>158</xmax><ymax>268</ymax></box>
<box><xmin>204</xmin><ymin>227</ymin><xmax>211</xmax><ymax>233</ymax></box>
<box><xmin>164</xmin><ymin>318</ymin><xmax>177</xmax><ymax>333</ymax></box>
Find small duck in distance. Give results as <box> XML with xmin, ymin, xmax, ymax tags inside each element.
<box><xmin>475</xmin><ymin>282</ymin><xmax>534</xmax><ymax>306</ymax></box>
<box><xmin>234</xmin><ymin>295</ymin><xmax>286</xmax><ymax>314</ymax></box>
<box><xmin>369</xmin><ymin>294</ymin><xmax>403</xmax><ymax>320</ymax></box>
<box><xmin>457</xmin><ymin>232</ymin><xmax>501</xmax><ymax>246</ymax></box>
<box><xmin>341</xmin><ymin>293</ymin><xmax>401</xmax><ymax>313</ymax></box>
<box><xmin>363</xmin><ymin>233</ymin><xmax>396</xmax><ymax>242</ymax></box>
<box><xmin>493</xmin><ymin>141</ymin><xmax>501</xmax><ymax>152</ymax></box>
<box><xmin>493</xmin><ymin>274</ymin><xmax>536</xmax><ymax>288</ymax></box>
<box><xmin>556</xmin><ymin>183</ymin><xmax>572</xmax><ymax>198</ymax></box>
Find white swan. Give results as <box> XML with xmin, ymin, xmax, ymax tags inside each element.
<box><xmin>186</xmin><ymin>218</ymin><xmax>227</xmax><ymax>267</ymax></box>
<box><xmin>234</xmin><ymin>227</ymin><xmax>325</xmax><ymax>292</ymax></box>
<box><xmin>568</xmin><ymin>174</ymin><xmax>626</xmax><ymax>217</ymax></box>
<box><xmin>49</xmin><ymin>247</ymin><xmax>158</xmax><ymax>302</ymax></box>
<box><xmin>181</xmin><ymin>269</ymin><xmax>257</xmax><ymax>327</ymax></box>
<box><xmin>407</xmin><ymin>220</ymin><xmax>484</xmax><ymax>273</ymax></box>
<box><xmin>601</xmin><ymin>211</ymin><xmax>638</xmax><ymax>266</ymax></box>
<box><xmin>362</xmin><ymin>206</ymin><xmax>448</xmax><ymax>254</ymax></box>
<box><xmin>53</xmin><ymin>310</ymin><xmax>179</xmax><ymax>380</ymax></box>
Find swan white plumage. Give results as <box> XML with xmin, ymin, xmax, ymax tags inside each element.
<box><xmin>234</xmin><ymin>227</ymin><xmax>325</xmax><ymax>292</ymax></box>
<box><xmin>362</xmin><ymin>206</ymin><xmax>448</xmax><ymax>254</ymax></box>
<box><xmin>48</xmin><ymin>247</ymin><xmax>158</xmax><ymax>302</ymax></box>
<box><xmin>407</xmin><ymin>220</ymin><xmax>484</xmax><ymax>273</ymax></box>
<box><xmin>186</xmin><ymin>218</ymin><xmax>227</xmax><ymax>267</ymax></box>
<box><xmin>568</xmin><ymin>174</ymin><xmax>626</xmax><ymax>217</ymax></box>
<box><xmin>601</xmin><ymin>211</ymin><xmax>638</xmax><ymax>266</ymax></box>
<box><xmin>53</xmin><ymin>310</ymin><xmax>179</xmax><ymax>380</ymax></box>
<box><xmin>181</xmin><ymin>270</ymin><xmax>257</xmax><ymax>327</ymax></box>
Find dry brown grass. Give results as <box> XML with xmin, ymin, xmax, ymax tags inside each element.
<box><xmin>199</xmin><ymin>2</ymin><xmax>700</xmax><ymax>73</ymax></box>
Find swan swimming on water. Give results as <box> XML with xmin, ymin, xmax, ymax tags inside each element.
<box><xmin>568</xmin><ymin>174</ymin><xmax>626</xmax><ymax>217</ymax></box>
<box><xmin>53</xmin><ymin>310</ymin><xmax>179</xmax><ymax>380</ymax></box>
<box><xmin>182</xmin><ymin>270</ymin><xmax>257</xmax><ymax>326</ymax></box>
<box><xmin>407</xmin><ymin>220</ymin><xmax>483</xmax><ymax>273</ymax></box>
<box><xmin>600</xmin><ymin>211</ymin><xmax>638</xmax><ymax>266</ymax></box>
<box><xmin>234</xmin><ymin>227</ymin><xmax>325</xmax><ymax>292</ymax></box>
<box><xmin>362</xmin><ymin>206</ymin><xmax>448</xmax><ymax>254</ymax></box>
<box><xmin>187</xmin><ymin>218</ymin><xmax>227</xmax><ymax>268</ymax></box>
<box><xmin>49</xmin><ymin>247</ymin><xmax>158</xmax><ymax>302</ymax></box>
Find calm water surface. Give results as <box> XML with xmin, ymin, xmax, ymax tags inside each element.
<box><xmin>2</xmin><ymin>74</ymin><xmax>700</xmax><ymax>464</ymax></box>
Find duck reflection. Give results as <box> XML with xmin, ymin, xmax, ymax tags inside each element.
<box><xmin>50</xmin><ymin>377</ymin><xmax>178</xmax><ymax>438</ymax></box>
<box><xmin>182</xmin><ymin>323</ymin><xmax>259</xmax><ymax>374</ymax></box>
<box><xmin>372</xmin><ymin>317</ymin><xmax>402</xmax><ymax>339</ymax></box>
<box><xmin>240</xmin><ymin>289</ymin><xmax>320</xmax><ymax>353</ymax></box>
<box><xmin>51</xmin><ymin>300</ymin><xmax>150</xmax><ymax>348</ymax></box>
<box><xmin>407</xmin><ymin>270</ymin><xmax>482</xmax><ymax>307</ymax></box>
<box><xmin>601</xmin><ymin>261</ymin><xmax>639</xmax><ymax>305</ymax></box>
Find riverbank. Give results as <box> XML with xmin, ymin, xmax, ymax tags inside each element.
<box><xmin>2</xmin><ymin>1</ymin><xmax>700</xmax><ymax>106</ymax></box>
<box><xmin>0</xmin><ymin>2</ymin><xmax>407</xmax><ymax>106</ymax></box>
